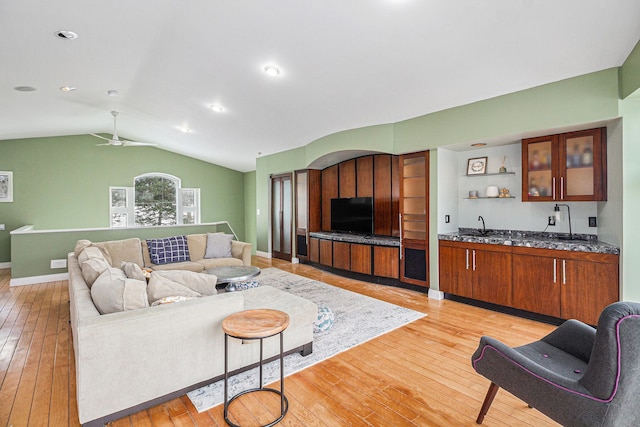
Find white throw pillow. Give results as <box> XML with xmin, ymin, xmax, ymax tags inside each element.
<box><xmin>80</xmin><ymin>257</ymin><xmax>111</xmax><ymax>288</ymax></box>
<box><xmin>91</xmin><ymin>268</ymin><xmax>149</xmax><ymax>314</ymax></box>
<box><xmin>121</xmin><ymin>261</ymin><xmax>147</xmax><ymax>281</ymax></box>
<box><xmin>204</xmin><ymin>233</ymin><xmax>233</xmax><ymax>259</ymax></box>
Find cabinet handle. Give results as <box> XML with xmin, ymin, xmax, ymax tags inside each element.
<box><xmin>472</xmin><ymin>250</ymin><xmax>476</xmax><ymax>271</ymax></box>
<box><xmin>466</xmin><ymin>249</ymin><xmax>469</xmax><ymax>270</ymax></box>
<box><xmin>399</xmin><ymin>213</ymin><xmax>403</xmax><ymax>260</ymax></box>
<box><xmin>552</xmin><ymin>177</ymin><xmax>556</xmax><ymax>200</ymax></box>
<box><xmin>553</xmin><ymin>259</ymin><xmax>557</xmax><ymax>283</ymax></box>
<box><xmin>561</xmin><ymin>177</ymin><xmax>564</xmax><ymax>200</ymax></box>
<box><xmin>563</xmin><ymin>260</ymin><xmax>566</xmax><ymax>284</ymax></box>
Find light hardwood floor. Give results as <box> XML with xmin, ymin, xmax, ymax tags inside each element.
<box><xmin>0</xmin><ymin>258</ymin><xmax>560</xmax><ymax>426</ymax></box>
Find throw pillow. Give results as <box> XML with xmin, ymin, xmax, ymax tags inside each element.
<box><xmin>146</xmin><ymin>236</ymin><xmax>191</xmax><ymax>265</ymax></box>
<box><xmin>74</xmin><ymin>239</ymin><xmax>92</xmax><ymax>258</ymax></box>
<box><xmin>121</xmin><ymin>261</ymin><xmax>147</xmax><ymax>281</ymax></box>
<box><xmin>147</xmin><ymin>272</ymin><xmax>202</xmax><ymax>304</ymax></box>
<box><xmin>91</xmin><ymin>268</ymin><xmax>149</xmax><ymax>314</ymax></box>
<box><xmin>77</xmin><ymin>246</ymin><xmax>107</xmax><ymax>265</ymax></box>
<box><xmin>152</xmin><ymin>270</ymin><xmax>218</xmax><ymax>296</ymax></box>
<box><xmin>80</xmin><ymin>257</ymin><xmax>111</xmax><ymax>288</ymax></box>
<box><xmin>204</xmin><ymin>233</ymin><xmax>233</xmax><ymax>259</ymax></box>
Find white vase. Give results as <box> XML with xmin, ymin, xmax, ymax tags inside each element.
<box><xmin>486</xmin><ymin>185</ymin><xmax>499</xmax><ymax>198</ymax></box>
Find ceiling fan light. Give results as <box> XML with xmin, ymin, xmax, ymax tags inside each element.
<box><xmin>209</xmin><ymin>104</ymin><xmax>224</xmax><ymax>113</ymax></box>
<box><xmin>60</xmin><ymin>86</ymin><xmax>76</xmax><ymax>92</ymax></box>
<box><xmin>264</xmin><ymin>65</ymin><xmax>280</xmax><ymax>76</ymax></box>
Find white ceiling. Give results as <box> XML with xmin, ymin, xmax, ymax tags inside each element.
<box><xmin>1</xmin><ymin>0</ymin><xmax>639</xmax><ymax>172</ymax></box>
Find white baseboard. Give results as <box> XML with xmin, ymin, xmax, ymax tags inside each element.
<box><xmin>0</xmin><ymin>262</ymin><xmax>10</xmax><ymax>269</ymax></box>
<box><xmin>428</xmin><ymin>288</ymin><xmax>445</xmax><ymax>300</ymax></box>
<box><xmin>256</xmin><ymin>250</ymin><xmax>271</xmax><ymax>259</ymax></box>
<box><xmin>10</xmin><ymin>272</ymin><xmax>70</xmax><ymax>287</ymax></box>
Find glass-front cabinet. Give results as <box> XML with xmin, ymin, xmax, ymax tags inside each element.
<box><xmin>522</xmin><ymin>127</ymin><xmax>606</xmax><ymax>202</ymax></box>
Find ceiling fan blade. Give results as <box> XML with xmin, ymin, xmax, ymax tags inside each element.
<box><xmin>122</xmin><ymin>140</ymin><xmax>158</xmax><ymax>147</ymax></box>
<box><xmin>90</xmin><ymin>133</ymin><xmax>111</xmax><ymax>141</ymax></box>
<box><xmin>95</xmin><ymin>142</ymin><xmax>112</xmax><ymax>146</ymax></box>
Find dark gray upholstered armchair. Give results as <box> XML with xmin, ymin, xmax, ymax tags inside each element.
<box><xmin>471</xmin><ymin>302</ymin><xmax>640</xmax><ymax>427</ymax></box>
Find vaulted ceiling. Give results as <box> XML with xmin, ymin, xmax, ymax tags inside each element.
<box><xmin>1</xmin><ymin>0</ymin><xmax>639</xmax><ymax>172</ymax></box>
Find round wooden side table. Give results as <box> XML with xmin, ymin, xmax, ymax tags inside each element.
<box><xmin>222</xmin><ymin>309</ymin><xmax>290</xmax><ymax>427</ymax></box>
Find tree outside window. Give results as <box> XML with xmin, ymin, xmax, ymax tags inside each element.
<box><xmin>135</xmin><ymin>175</ymin><xmax>177</xmax><ymax>226</ymax></box>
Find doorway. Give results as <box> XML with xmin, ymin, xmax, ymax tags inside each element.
<box><xmin>271</xmin><ymin>173</ymin><xmax>292</xmax><ymax>261</ymax></box>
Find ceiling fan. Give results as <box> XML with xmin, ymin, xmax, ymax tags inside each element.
<box><xmin>91</xmin><ymin>111</ymin><xmax>157</xmax><ymax>147</ymax></box>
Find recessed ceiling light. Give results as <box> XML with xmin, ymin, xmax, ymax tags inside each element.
<box><xmin>263</xmin><ymin>65</ymin><xmax>281</xmax><ymax>77</ymax></box>
<box><xmin>60</xmin><ymin>86</ymin><xmax>76</xmax><ymax>92</ymax></box>
<box><xmin>55</xmin><ymin>30</ymin><xmax>78</xmax><ymax>40</ymax></box>
<box><xmin>179</xmin><ymin>127</ymin><xmax>192</xmax><ymax>133</ymax></box>
<box><xmin>107</xmin><ymin>90</ymin><xmax>119</xmax><ymax>97</ymax></box>
<box><xmin>209</xmin><ymin>104</ymin><xmax>225</xmax><ymax>113</ymax></box>
<box><xmin>471</xmin><ymin>143</ymin><xmax>487</xmax><ymax>147</ymax></box>
<box><xmin>14</xmin><ymin>86</ymin><xmax>37</xmax><ymax>92</ymax></box>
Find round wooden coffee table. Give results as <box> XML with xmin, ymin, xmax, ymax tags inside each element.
<box><xmin>222</xmin><ymin>309</ymin><xmax>290</xmax><ymax>427</ymax></box>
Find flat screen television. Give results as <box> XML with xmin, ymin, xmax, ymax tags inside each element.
<box><xmin>331</xmin><ymin>197</ymin><xmax>374</xmax><ymax>235</ymax></box>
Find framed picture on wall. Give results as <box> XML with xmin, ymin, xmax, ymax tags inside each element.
<box><xmin>467</xmin><ymin>157</ymin><xmax>487</xmax><ymax>175</ymax></box>
<box><xmin>0</xmin><ymin>171</ymin><xmax>12</xmax><ymax>202</ymax></box>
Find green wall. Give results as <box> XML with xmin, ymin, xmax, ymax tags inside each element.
<box><xmin>0</xmin><ymin>134</ymin><xmax>246</xmax><ymax>267</ymax></box>
<box><xmin>620</xmin><ymin>40</ymin><xmax>640</xmax><ymax>98</ymax></box>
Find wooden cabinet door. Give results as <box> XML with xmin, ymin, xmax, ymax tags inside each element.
<box><xmin>339</xmin><ymin>159</ymin><xmax>356</xmax><ymax>198</ymax></box>
<box><xmin>333</xmin><ymin>241</ymin><xmax>351</xmax><ymax>271</ymax></box>
<box><xmin>438</xmin><ymin>243</ymin><xmax>472</xmax><ymax>298</ymax></box>
<box><xmin>351</xmin><ymin>243</ymin><xmax>372</xmax><ymax>275</ymax></box>
<box><xmin>512</xmin><ymin>253</ymin><xmax>560</xmax><ymax>317</ymax></box>
<box><xmin>559</xmin><ymin>127</ymin><xmax>607</xmax><ymax>202</ymax></box>
<box><xmin>356</xmin><ymin>156</ymin><xmax>373</xmax><ymax>197</ymax></box>
<box><xmin>319</xmin><ymin>239</ymin><xmax>333</xmax><ymax>266</ymax></box>
<box><xmin>373</xmin><ymin>154</ymin><xmax>392</xmax><ymax>236</ymax></box>
<box><xmin>561</xmin><ymin>258</ymin><xmax>619</xmax><ymax>325</ymax></box>
<box><xmin>373</xmin><ymin>246</ymin><xmax>398</xmax><ymax>279</ymax></box>
<box><xmin>309</xmin><ymin>237</ymin><xmax>320</xmax><ymax>263</ymax></box>
<box><xmin>472</xmin><ymin>249</ymin><xmax>512</xmax><ymax>306</ymax></box>
<box><xmin>321</xmin><ymin>165</ymin><xmax>338</xmax><ymax>231</ymax></box>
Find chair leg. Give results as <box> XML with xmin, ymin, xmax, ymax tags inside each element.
<box><xmin>476</xmin><ymin>382</ymin><xmax>499</xmax><ymax>424</ymax></box>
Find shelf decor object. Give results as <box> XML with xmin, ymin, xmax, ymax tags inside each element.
<box><xmin>467</xmin><ymin>157</ymin><xmax>487</xmax><ymax>175</ymax></box>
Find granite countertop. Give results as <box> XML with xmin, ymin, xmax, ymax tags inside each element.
<box><xmin>438</xmin><ymin>228</ymin><xmax>620</xmax><ymax>255</ymax></box>
<box><xmin>309</xmin><ymin>231</ymin><xmax>400</xmax><ymax>247</ymax></box>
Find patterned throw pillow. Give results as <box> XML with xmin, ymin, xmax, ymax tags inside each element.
<box><xmin>146</xmin><ymin>236</ymin><xmax>191</xmax><ymax>265</ymax></box>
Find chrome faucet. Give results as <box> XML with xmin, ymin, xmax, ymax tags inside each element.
<box><xmin>478</xmin><ymin>216</ymin><xmax>486</xmax><ymax>235</ymax></box>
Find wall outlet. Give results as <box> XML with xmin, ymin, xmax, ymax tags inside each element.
<box><xmin>445</xmin><ymin>214</ymin><xmax>450</xmax><ymax>224</ymax></box>
<box><xmin>50</xmin><ymin>259</ymin><xmax>67</xmax><ymax>269</ymax></box>
<box><xmin>0</xmin><ymin>224</ymin><xmax>4</xmax><ymax>231</ymax></box>
<box><xmin>548</xmin><ymin>216</ymin><xmax>556</xmax><ymax>226</ymax></box>
<box><xmin>589</xmin><ymin>217</ymin><xmax>597</xmax><ymax>227</ymax></box>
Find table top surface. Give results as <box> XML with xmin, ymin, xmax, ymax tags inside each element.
<box><xmin>205</xmin><ymin>265</ymin><xmax>260</xmax><ymax>283</ymax></box>
<box><xmin>222</xmin><ymin>309</ymin><xmax>290</xmax><ymax>339</ymax></box>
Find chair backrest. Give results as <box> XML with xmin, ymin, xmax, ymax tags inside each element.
<box><xmin>580</xmin><ymin>302</ymin><xmax>640</xmax><ymax>414</ymax></box>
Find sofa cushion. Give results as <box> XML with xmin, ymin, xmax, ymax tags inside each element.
<box><xmin>95</xmin><ymin>238</ymin><xmax>144</xmax><ymax>268</ymax></box>
<box><xmin>147</xmin><ymin>272</ymin><xmax>203</xmax><ymax>304</ymax></box>
<box><xmin>205</xmin><ymin>233</ymin><xmax>234</xmax><ymax>258</ymax></box>
<box><xmin>152</xmin><ymin>270</ymin><xmax>218</xmax><ymax>296</ymax></box>
<box><xmin>187</xmin><ymin>234</ymin><xmax>208</xmax><ymax>261</ymax></box>
<box><xmin>78</xmin><ymin>246</ymin><xmax>107</xmax><ymax>264</ymax></box>
<box><xmin>80</xmin><ymin>257</ymin><xmax>112</xmax><ymax>288</ymax></box>
<box><xmin>90</xmin><ymin>268</ymin><xmax>149</xmax><ymax>314</ymax></box>
<box><xmin>147</xmin><ymin>236</ymin><xmax>190</xmax><ymax>265</ymax></box>
<box><xmin>151</xmin><ymin>295</ymin><xmax>197</xmax><ymax>306</ymax></box>
<box><xmin>74</xmin><ymin>239</ymin><xmax>93</xmax><ymax>257</ymax></box>
<box><xmin>196</xmin><ymin>257</ymin><xmax>244</xmax><ymax>269</ymax></box>
<box><xmin>121</xmin><ymin>261</ymin><xmax>147</xmax><ymax>281</ymax></box>
<box><xmin>150</xmin><ymin>261</ymin><xmax>205</xmax><ymax>272</ymax></box>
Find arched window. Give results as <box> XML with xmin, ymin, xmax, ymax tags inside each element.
<box><xmin>109</xmin><ymin>173</ymin><xmax>200</xmax><ymax>228</ymax></box>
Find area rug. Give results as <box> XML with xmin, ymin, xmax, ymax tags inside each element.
<box><xmin>187</xmin><ymin>267</ymin><xmax>425</xmax><ymax>412</ymax></box>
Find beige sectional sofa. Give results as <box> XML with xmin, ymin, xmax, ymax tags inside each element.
<box><xmin>68</xmin><ymin>234</ymin><xmax>317</xmax><ymax>426</ymax></box>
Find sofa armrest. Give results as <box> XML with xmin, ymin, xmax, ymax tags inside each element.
<box><xmin>231</xmin><ymin>240</ymin><xmax>252</xmax><ymax>266</ymax></box>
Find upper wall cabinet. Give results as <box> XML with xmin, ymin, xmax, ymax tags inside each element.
<box><xmin>522</xmin><ymin>127</ymin><xmax>607</xmax><ymax>202</ymax></box>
